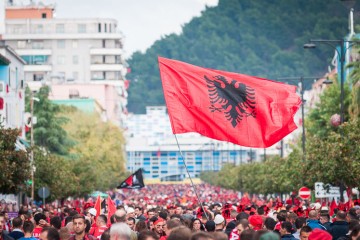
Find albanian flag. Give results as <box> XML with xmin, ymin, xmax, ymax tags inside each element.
<box><xmin>158</xmin><ymin>57</ymin><xmax>301</xmax><ymax>148</ymax></box>
<box><xmin>117</xmin><ymin>169</ymin><xmax>145</xmax><ymax>189</ymax></box>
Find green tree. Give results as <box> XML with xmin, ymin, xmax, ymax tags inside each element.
<box><xmin>0</xmin><ymin>125</ymin><xmax>30</xmax><ymax>193</ymax></box>
<box><xmin>60</xmin><ymin>107</ymin><xmax>127</xmax><ymax>193</ymax></box>
<box><xmin>25</xmin><ymin>86</ymin><xmax>72</xmax><ymax>155</ymax></box>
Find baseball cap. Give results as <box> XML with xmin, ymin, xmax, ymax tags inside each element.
<box><xmin>214</xmin><ymin>214</ymin><xmax>225</xmax><ymax>225</ymax></box>
<box><xmin>88</xmin><ymin>208</ymin><xmax>97</xmax><ymax>216</ymax></box>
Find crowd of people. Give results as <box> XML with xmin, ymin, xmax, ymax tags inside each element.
<box><xmin>0</xmin><ymin>183</ymin><xmax>360</xmax><ymax>240</ymax></box>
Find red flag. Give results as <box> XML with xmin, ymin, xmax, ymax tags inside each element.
<box><xmin>94</xmin><ymin>195</ymin><xmax>101</xmax><ymax>218</ymax></box>
<box><xmin>329</xmin><ymin>198</ymin><xmax>337</xmax><ymax>216</ymax></box>
<box><xmin>117</xmin><ymin>169</ymin><xmax>145</xmax><ymax>189</ymax></box>
<box><xmin>107</xmin><ymin>195</ymin><xmax>116</xmax><ymax>226</ymax></box>
<box><xmin>158</xmin><ymin>57</ymin><xmax>301</xmax><ymax>147</ymax></box>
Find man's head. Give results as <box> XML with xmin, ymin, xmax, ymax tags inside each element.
<box><xmin>134</xmin><ymin>207</ymin><xmax>142</xmax><ymax>217</ymax></box>
<box><xmin>87</xmin><ymin>208</ymin><xmax>97</xmax><ymax>222</ymax></box>
<box><xmin>280</xmin><ymin>221</ymin><xmax>292</xmax><ymax>236</ymax></box>
<box><xmin>126</xmin><ymin>208</ymin><xmax>135</xmax><ymax>219</ymax></box>
<box><xmin>319</xmin><ymin>213</ymin><xmax>329</xmax><ymax>225</ymax></box>
<box><xmin>72</xmin><ymin>214</ymin><xmax>86</xmax><ymax>235</ymax></box>
<box><xmin>147</xmin><ymin>209</ymin><xmax>156</xmax><ymax>220</ymax></box>
<box><xmin>50</xmin><ymin>216</ymin><xmax>61</xmax><ymax>230</ymax></box>
<box><xmin>97</xmin><ymin>215</ymin><xmax>108</xmax><ymax>227</ymax></box>
<box><xmin>114</xmin><ymin>209</ymin><xmax>127</xmax><ymax>223</ymax></box>
<box><xmin>110</xmin><ymin>223</ymin><xmax>132</xmax><ymax>240</ymax></box>
<box><xmin>12</xmin><ymin>217</ymin><xmax>23</xmax><ymax>229</ymax></box>
<box><xmin>39</xmin><ymin>227</ymin><xmax>60</xmax><ymax>240</ymax></box>
<box><xmin>236</xmin><ymin>219</ymin><xmax>249</xmax><ymax>236</ymax></box>
<box><xmin>214</xmin><ymin>214</ymin><xmax>225</xmax><ymax>230</ymax></box>
<box><xmin>163</xmin><ymin>219</ymin><xmax>182</xmax><ymax>236</ymax></box>
<box><xmin>126</xmin><ymin>217</ymin><xmax>135</xmax><ymax>231</ymax></box>
<box><xmin>308</xmin><ymin>210</ymin><xmax>318</xmax><ymax>220</ymax></box>
<box><xmin>248</xmin><ymin>215</ymin><xmax>263</xmax><ymax>231</ymax></box>
<box><xmin>175</xmin><ymin>205</ymin><xmax>183</xmax><ymax>215</ymax></box>
<box><xmin>299</xmin><ymin>226</ymin><xmax>312</xmax><ymax>240</ymax></box>
<box><xmin>295</xmin><ymin>217</ymin><xmax>306</xmax><ymax>230</ymax></box>
<box><xmin>336</xmin><ymin>210</ymin><xmax>347</xmax><ymax>221</ymax></box>
<box><xmin>34</xmin><ymin>212</ymin><xmax>47</xmax><ymax>226</ymax></box>
<box><xmin>22</xmin><ymin>220</ymin><xmax>35</xmax><ymax>234</ymax></box>
<box><xmin>153</xmin><ymin>218</ymin><xmax>165</xmax><ymax>235</ymax></box>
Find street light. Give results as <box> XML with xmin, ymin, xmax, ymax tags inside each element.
<box><xmin>30</xmin><ymin>93</ymin><xmax>39</xmax><ymax>200</ymax></box>
<box><xmin>304</xmin><ymin>39</ymin><xmax>360</xmax><ymax>125</ymax></box>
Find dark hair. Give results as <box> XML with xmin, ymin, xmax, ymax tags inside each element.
<box><xmin>69</xmin><ymin>210</ymin><xmax>79</xmax><ymax>217</ymax></box>
<box><xmin>167</xmin><ymin>226</ymin><xmax>191</xmax><ymax>240</ymax></box>
<box><xmin>85</xmin><ymin>219</ymin><xmax>91</xmax><ymax>233</ymax></box>
<box><xmin>100</xmin><ymin>229</ymin><xmax>110</xmax><ymax>240</ymax></box>
<box><xmin>98</xmin><ymin>214</ymin><xmax>107</xmax><ymax>224</ymax></box>
<box><xmin>205</xmin><ymin>220</ymin><xmax>216</xmax><ymax>232</ymax></box>
<box><xmin>64</xmin><ymin>216</ymin><xmax>73</xmax><ymax>226</ymax></box>
<box><xmin>336</xmin><ymin>211</ymin><xmax>347</xmax><ymax>220</ymax></box>
<box><xmin>110</xmin><ymin>214</ymin><xmax>116</xmax><ymax>224</ymax></box>
<box><xmin>350</xmin><ymin>224</ymin><xmax>360</xmax><ymax>238</ymax></box>
<box><xmin>167</xmin><ymin>219</ymin><xmax>183</xmax><ymax>230</ymax></box>
<box><xmin>300</xmin><ymin>226</ymin><xmax>312</xmax><ymax>234</ymax></box>
<box><xmin>158</xmin><ymin>211</ymin><xmax>168</xmax><ymax>220</ymax></box>
<box><xmin>264</xmin><ymin>217</ymin><xmax>276</xmax><ymax>230</ymax></box>
<box><xmin>138</xmin><ymin>230</ymin><xmax>159</xmax><ymax>240</ymax></box>
<box><xmin>50</xmin><ymin>216</ymin><xmax>62</xmax><ymax>230</ymax></box>
<box><xmin>23</xmin><ymin>221</ymin><xmax>35</xmax><ymax>233</ymax></box>
<box><xmin>240</xmin><ymin>229</ymin><xmax>255</xmax><ymax>240</ymax></box>
<box><xmin>281</xmin><ymin>221</ymin><xmax>293</xmax><ymax>234</ymax></box>
<box><xmin>295</xmin><ymin>217</ymin><xmax>306</xmax><ymax>229</ymax></box>
<box><xmin>257</xmin><ymin>207</ymin><xmax>265</xmax><ymax>215</ymax></box>
<box><xmin>190</xmin><ymin>232</ymin><xmax>215</xmax><ymax>240</ymax></box>
<box><xmin>236</xmin><ymin>212</ymin><xmax>249</xmax><ymax>221</ymax></box>
<box><xmin>135</xmin><ymin>220</ymin><xmax>148</xmax><ymax>232</ymax></box>
<box><xmin>277</xmin><ymin>210</ymin><xmax>287</xmax><ymax>222</ymax></box>
<box><xmin>127</xmin><ymin>217</ymin><xmax>135</xmax><ymax>224</ymax></box>
<box><xmin>349</xmin><ymin>220</ymin><xmax>360</xmax><ymax>231</ymax></box>
<box><xmin>41</xmin><ymin>227</ymin><xmax>60</xmax><ymax>240</ymax></box>
<box><xmin>12</xmin><ymin>217</ymin><xmax>23</xmax><ymax>228</ymax></box>
<box><xmin>72</xmin><ymin>214</ymin><xmax>85</xmax><ymax>223</ymax></box>
<box><xmin>34</xmin><ymin>213</ymin><xmax>47</xmax><ymax>225</ymax></box>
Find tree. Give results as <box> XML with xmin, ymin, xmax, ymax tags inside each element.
<box><xmin>60</xmin><ymin>106</ymin><xmax>127</xmax><ymax>193</ymax></box>
<box><xmin>0</xmin><ymin>125</ymin><xmax>30</xmax><ymax>193</ymax></box>
<box><xmin>25</xmin><ymin>86</ymin><xmax>72</xmax><ymax>155</ymax></box>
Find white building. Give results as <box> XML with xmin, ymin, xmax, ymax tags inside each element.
<box><xmin>0</xmin><ymin>40</ymin><xmax>26</xmax><ymax>137</ymax></box>
<box><xmin>1</xmin><ymin>1</ymin><xmax>128</xmax><ymax>126</ymax></box>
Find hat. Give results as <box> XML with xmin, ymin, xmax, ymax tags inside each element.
<box><xmin>154</xmin><ymin>218</ymin><xmax>165</xmax><ymax>226</ymax></box>
<box><xmin>205</xmin><ymin>220</ymin><xmax>216</xmax><ymax>232</ymax></box>
<box><xmin>248</xmin><ymin>215</ymin><xmax>263</xmax><ymax>230</ymax></box>
<box><xmin>88</xmin><ymin>208</ymin><xmax>97</xmax><ymax>216</ymax></box>
<box><xmin>127</xmin><ymin>207</ymin><xmax>135</xmax><ymax>214</ymax></box>
<box><xmin>214</xmin><ymin>214</ymin><xmax>225</xmax><ymax>225</ymax></box>
<box><xmin>308</xmin><ymin>228</ymin><xmax>332</xmax><ymax>240</ymax></box>
<box><xmin>314</xmin><ymin>202</ymin><xmax>321</xmax><ymax>210</ymax></box>
<box><xmin>321</xmin><ymin>206</ymin><xmax>329</xmax><ymax>211</ymax></box>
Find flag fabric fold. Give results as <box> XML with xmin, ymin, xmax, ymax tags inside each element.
<box><xmin>107</xmin><ymin>195</ymin><xmax>116</xmax><ymax>226</ymax></box>
<box><xmin>117</xmin><ymin>169</ymin><xmax>145</xmax><ymax>189</ymax></box>
<box><xmin>94</xmin><ymin>195</ymin><xmax>101</xmax><ymax>218</ymax></box>
<box><xmin>158</xmin><ymin>57</ymin><xmax>301</xmax><ymax>148</ymax></box>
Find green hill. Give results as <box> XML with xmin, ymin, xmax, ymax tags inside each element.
<box><xmin>126</xmin><ymin>0</ymin><xmax>358</xmax><ymax>113</ymax></box>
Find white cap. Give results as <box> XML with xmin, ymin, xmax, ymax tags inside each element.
<box><xmin>214</xmin><ymin>214</ymin><xmax>225</xmax><ymax>225</ymax></box>
<box><xmin>88</xmin><ymin>208</ymin><xmax>97</xmax><ymax>216</ymax></box>
<box><xmin>127</xmin><ymin>207</ymin><xmax>135</xmax><ymax>214</ymax></box>
<box><xmin>321</xmin><ymin>206</ymin><xmax>329</xmax><ymax>211</ymax></box>
<box><xmin>314</xmin><ymin>202</ymin><xmax>321</xmax><ymax>210</ymax></box>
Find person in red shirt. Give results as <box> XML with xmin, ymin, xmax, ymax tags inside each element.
<box><xmin>91</xmin><ymin>215</ymin><xmax>108</xmax><ymax>239</ymax></box>
<box><xmin>33</xmin><ymin>213</ymin><xmax>48</xmax><ymax>239</ymax></box>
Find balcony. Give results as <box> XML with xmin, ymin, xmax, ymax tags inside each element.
<box><xmin>24</xmin><ymin>65</ymin><xmax>52</xmax><ymax>72</ymax></box>
<box><xmin>16</xmin><ymin>49</ymin><xmax>52</xmax><ymax>56</ymax></box>
<box><xmin>90</xmin><ymin>48</ymin><xmax>123</xmax><ymax>55</ymax></box>
<box><xmin>90</xmin><ymin>64</ymin><xmax>125</xmax><ymax>72</ymax></box>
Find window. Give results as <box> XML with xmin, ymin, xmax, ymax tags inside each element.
<box><xmin>72</xmin><ymin>40</ymin><xmax>78</xmax><ymax>48</ymax></box>
<box><xmin>56</xmin><ymin>24</ymin><xmax>65</xmax><ymax>33</ymax></box>
<box><xmin>57</xmin><ymin>40</ymin><xmax>65</xmax><ymax>48</ymax></box>
<box><xmin>98</xmin><ymin>23</ymin><xmax>101</xmax><ymax>32</ymax></box>
<box><xmin>72</xmin><ymin>55</ymin><xmax>79</xmax><ymax>64</ymax></box>
<box><xmin>32</xmin><ymin>41</ymin><xmax>44</xmax><ymax>49</ymax></box>
<box><xmin>35</xmin><ymin>24</ymin><xmax>43</xmax><ymax>33</ymax></box>
<box><xmin>42</xmin><ymin>13</ymin><xmax>47</xmax><ymax>18</ymax></box>
<box><xmin>104</xmin><ymin>23</ymin><xmax>107</xmax><ymax>32</ymax></box>
<box><xmin>72</xmin><ymin>72</ymin><xmax>78</xmax><ymax>80</ymax></box>
<box><xmin>78</xmin><ymin>24</ymin><xmax>86</xmax><ymax>33</ymax></box>
<box><xmin>17</xmin><ymin>41</ymin><xmax>26</xmax><ymax>49</ymax></box>
<box><xmin>57</xmin><ymin>56</ymin><xmax>65</xmax><ymax>65</ymax></box>
<box><xmin>109</xmin><ymin>24</ymin><xmax>112</xmax><ymax>33</ymax></box>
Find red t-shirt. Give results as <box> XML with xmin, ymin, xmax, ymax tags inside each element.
<box><xmin>92</xmin><ymin>226</ymin><xmax>108</xmax><ymax>239</ymax></box>
<box><xmin>33</xmin><ymin>227</ymin><xmax>43</xmax><ymax>239</ymax></box>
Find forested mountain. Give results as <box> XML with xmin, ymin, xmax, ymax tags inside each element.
<box><xmin>126</xmin><ymin>0</ymin><xmax>359</xmax><ymax>113</ymax></box>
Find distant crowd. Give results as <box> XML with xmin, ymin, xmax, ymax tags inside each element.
<box><xmin>0</xmin><ymin>183</ymin><xmax>359</xmax><ymax>240</ymax></box>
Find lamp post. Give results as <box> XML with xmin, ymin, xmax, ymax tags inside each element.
<box><xmin>30</xmin><ymin>93</ymin><xmax>39</xmax><ymax>200</ymax></box>
<box><xmin>304</xmin><ymin>39</ymin><xmax>360</xmax><ymax>125</ymax></box>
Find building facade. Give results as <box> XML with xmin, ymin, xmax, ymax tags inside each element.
<box><xmin>1</xmin><ymin>1</ymin><xmax>128</xmax><ymax>126</ymax></box>
<box><xmin>0</xmin><ymin>41</ymin><xmax>26</xmax><ymax>137</ymax></box>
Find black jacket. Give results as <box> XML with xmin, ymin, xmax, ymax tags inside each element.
<box><xmin>329</xmin><ymin>221</ymin><xmax>349</xmax><ymax>240</ymax></box>
<box><xmin>2</xmin><ymin>231</ymin><xmax>15</xmax><ymax>240</ymax></box>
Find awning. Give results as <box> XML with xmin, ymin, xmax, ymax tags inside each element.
<box><xmin>15</xmin><ymin>137</ymin><xmax>29</xmax><ymax>151</ymax></box>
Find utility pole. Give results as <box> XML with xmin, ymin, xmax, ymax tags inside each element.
<box><xmin>30</xmin><ymin>93</ymin><xmax>34</xmax><ymax>200</ymax></box>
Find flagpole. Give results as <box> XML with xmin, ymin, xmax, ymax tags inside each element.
<box><xmin>174</xmin><ymin>134</ymin><xmax>209</xmax><ymax>220</ymax></box>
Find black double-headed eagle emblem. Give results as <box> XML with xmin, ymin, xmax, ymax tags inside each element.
<box><xmin>205</xmin><ymin>75</ymin><xmax>256</xmax><ymax>127</ymax></box>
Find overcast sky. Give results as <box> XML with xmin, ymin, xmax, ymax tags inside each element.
<box><xmin>50</xmin><ymin>0</ymin><xmax>218</xmax><ymax>58</ymax></box>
